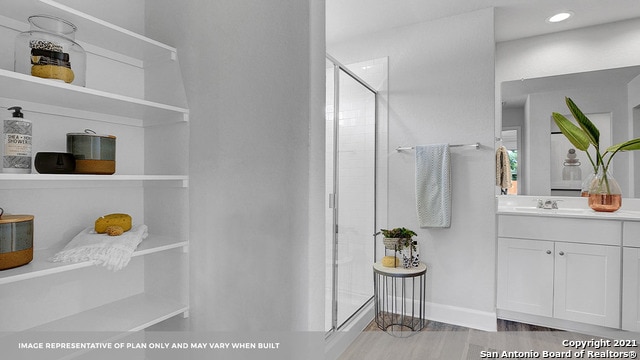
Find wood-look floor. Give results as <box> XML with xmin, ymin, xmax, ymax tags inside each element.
<box><xmin>338</xmin><ymin>319</ymin><xmax>594</xmax><ymax>360</ymax></box>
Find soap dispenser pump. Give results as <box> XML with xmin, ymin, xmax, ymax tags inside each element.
<box><xmin>3</xmin><ymin>106</ymin><xmax>32</xmax><ymax>173</ymax></box>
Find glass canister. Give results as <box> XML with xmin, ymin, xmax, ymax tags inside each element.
<box><xmin>14</xmin><ymin>15</ymin><xmax>86</xmax><ymax>86</ymax></box>
<box><xmin>561</xmin><ymin>148</ymin><xmax>582</xmax><ymax>181</ymax></box>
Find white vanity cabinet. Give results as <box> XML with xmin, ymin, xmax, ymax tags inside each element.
<box><xmin>497</xmin><ymin>237</ymin><xmax>554</xmax><ymax>317</ymax></box>
<box><xmin>623</xmin><ymin>222</ymin><xmax>640</xmax><ymax>331</ymax></box>
<box><xmin>553</xmin><ymin>241</ymin><xmax>620</xmax><ymax>328</ymax></box>
<box><xmin>0</xmin><ymin>1</ymin><xmax>189</xmax><ymax>333</ymax></box>
<box><xmin>497</xmin><ymin>215</ymin><xmax>622</xmax><ymax>329</ymax></box>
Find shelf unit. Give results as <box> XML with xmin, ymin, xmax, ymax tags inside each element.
<box><xmin>0</xmin><ymin>0</ymin><xmax>189</xmax><ymax>334</ymax></box>
<box><xmin>0</xmin><ymin>235</ymin><xmax>188</xmax><ymax>286</ymax></box>
<box><xmin>0</xmin><ymin>0</ymin><xmax>177</xmax><ymax>61</ymax></box>
<box><xmin>0</xmin><ymin>174</ymin><xmax>189</xmax><ymax>189</ymax></box>
<box><xmin>0</xmin><ymin>69</ymin><xmax>189</xmax><ymax>126</ymax></box>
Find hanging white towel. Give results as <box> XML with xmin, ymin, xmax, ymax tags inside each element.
<box><xmin>50</xmin><ymin>224</ymin><xmax>148</xmax><ymax>271</ymax></box>
<box><xmin>496</xmin><ymin>146</ymin><xmax>512</xmax><ymax>192</ymax></box>
<box><xmin>415</xmin><ymin>144</ymin><xmax>451</xmax><ymax>228</ymax></box>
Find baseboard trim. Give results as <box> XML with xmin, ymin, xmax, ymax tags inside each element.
<box><xmin>324</xmin><ymin>302</ymin><xmax>374</xmax><ymax>360</ymax></box>
<box><xmin>497</xmin><ymin>309</ymin><xmax>629</xmax><ymax>338</ymax></box>
<box><xmin>425</xmin><ymin>302</ymin><xmax>497</xmax><ymax>332</ymax></box>
<box><xmin>325</xmin><ymin>301</ymin><xmax>497</xmax><ymax>359</ymax></box>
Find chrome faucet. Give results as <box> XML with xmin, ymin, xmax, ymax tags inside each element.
<box><xmin>537</xmin><ymin>199</ymin><xmax>559</xmax><ymax>209</ymax></box>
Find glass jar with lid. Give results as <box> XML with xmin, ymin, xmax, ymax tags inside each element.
<box><xmin>562</xmin><ymin>148</ymin><xmax>582</xmax><ymax>181</ymax></box>
<box><xmin>14</xmin><ymin>15</ymin><xmax>86</xmax><ymax>86</ymax></box>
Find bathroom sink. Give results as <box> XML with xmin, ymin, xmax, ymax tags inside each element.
<box><xmin>507</xmin><ymin>207</ymin><xmax>591</xmax><ymax>215</ymax></box>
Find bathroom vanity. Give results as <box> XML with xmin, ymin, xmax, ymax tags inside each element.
<box><xmin>497</xmin><ymin>196</ymin><xmax>640</xmax><ymax>334</ymax></box>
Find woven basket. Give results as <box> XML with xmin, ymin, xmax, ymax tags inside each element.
<box><xmin>383</xmin><ymin>237</ymin><xmax>401</xmax><ymax>250</ymax></box>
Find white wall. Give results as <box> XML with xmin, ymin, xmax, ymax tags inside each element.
<box><xmin>145</xmin><ymin>0</ymin><xmax>325</xmax><ymax>333</ymax></box>
<box><xmin>55</xmin><ymin>0</ymin><xmax>145</xmax><ymax>34</ymax></box>
<box><xmin>497</xmin><ymin>18</ymin><xmax>640</xmax><ymax>83</ymax></box>
<box><xmin>329</xmin><ymin>8</ymin><xmax>497</xmax><ymax>330</ymax></box>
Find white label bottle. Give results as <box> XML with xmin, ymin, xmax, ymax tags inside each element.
<box><xmin>3</xmin><ymin>106</ymin><xmax>32</xmax><ymax>173</ymax></box>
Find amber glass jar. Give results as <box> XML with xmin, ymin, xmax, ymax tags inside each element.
<box><xmin>588</xmin><ymin>169</ymin><xmax>622</xmax><ymax>212</ymax></box>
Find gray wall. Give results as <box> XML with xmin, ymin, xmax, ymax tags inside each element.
<box><xmin>146</xmin><ymin>0</ymin><xmax>325</xmax><ymax>332</ymax></box>
<box><xmin>329</xmin><ymin>8</ymin><xmax>497</xmax><ymax>329</ymax></box>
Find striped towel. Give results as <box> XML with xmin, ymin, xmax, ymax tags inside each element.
<box><xmin>415</xmin><ymin>144</ymin><xmax>451</xmax><ymax>228</ymax></box>
<box><xmin>496</xmin><ymin>146</ymin><xmax>512</xmax><ymax>192</ymax></box>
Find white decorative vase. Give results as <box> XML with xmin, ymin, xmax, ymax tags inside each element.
<box><xmin>400</xmin><ymin>241</ymin><xmax>420</xmax><ymax>268</ymax></box>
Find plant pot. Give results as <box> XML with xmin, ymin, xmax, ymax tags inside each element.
<box><xmin>588</xmin><ymin>169</ymin><xmax>622</xmax><ymax>212</ymax></box>
<box><xmin>383</xmin><ymin>237</ymin><xmax>400</xmax><ymax>250</ymax></box>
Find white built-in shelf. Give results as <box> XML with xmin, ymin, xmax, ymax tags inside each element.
<box><xmin>0</xmin><ymin>0</ymin><xmax>177</xmax><ymax>61</ymax></box>
<box><xmin>0</xmin><ymin>0</ymin><xmax>190</xmax><ymax>334</ymax></box>
<box><xmin>0</xmin><ymin>69</ymin><xmax>189</xmax><ymax>126</ymax></box>
<box><xmin>0</xmin><ymin>235</ymin><xmax>188</xmax><ymax>286</ymax></box>
<box><xmin>29</xmin><ymin>293</ymin><xmax>188</xmax><ymax>331</ymax></box>
<box><xmin>0</xmin><ymin>174</ymin><xmax>188</xmax><ymax>181</ymax></box>
<box><xmin>0</xmin><ymin>174</ymin><xmax>189</xmax><ymax>188</ymax></box>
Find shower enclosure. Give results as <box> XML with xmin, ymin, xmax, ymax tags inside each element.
<box><xmin>325</xmin><ymin>55</ymin><xmax>378</xmax><ymax>333</ymax></box>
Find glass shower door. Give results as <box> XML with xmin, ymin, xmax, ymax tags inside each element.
<box><xmin>326</xmin><ymin>57</ymin><xmax>377</xmax><ymax>332</ymax></box>
<box><xmin>335</xmin><ymin>70</ymin><xmax>376</xmax><ymax>327</ymax></box>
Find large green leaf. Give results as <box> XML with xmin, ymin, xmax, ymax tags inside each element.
<box><xmin>565</xmin><ymin>97</ymin><xmax>600</xmax><ymax>147</ymax></box>
<box><xmin>606</xmin><ymin>138</ymin><xmax>640</xmax><ymax>153</ymax></box>
<box><xmin>551</xmin><ymin>112</ymin><xmax>591</xmax><ymax>151</ymax></box>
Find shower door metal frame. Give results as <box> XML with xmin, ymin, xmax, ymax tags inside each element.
<box><xmin>326</xmin><ymin>54</ymin><xmax>378</xmax><ymax>335</ymax></box>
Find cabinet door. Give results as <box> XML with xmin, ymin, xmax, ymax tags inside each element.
<box><xmin>623</xmin><ymin>247</ymin><xmax>640</xmax><ymax>331</ymax></box>
<box><xmin>554</xmin><ymin>242</ymin><xmax>621</xmax><ymax>328</ymax></box>
<box><xmin>497</xmin><ymin>238</ymin><xmax>554</xmax><ymax>316</ymax></box>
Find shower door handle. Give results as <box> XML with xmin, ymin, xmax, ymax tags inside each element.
<box><xmin>329</xmin><ymin>193</ymin><xmax>336</xmax><ymax>208</ymax></box>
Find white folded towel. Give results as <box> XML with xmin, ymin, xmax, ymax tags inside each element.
<box><xmin>415</xmin><ymin>144</ymin><xmax>451</xmax><ymax>228</ymax></box>
<box><xmin>50</xmin><ymin>224</ymin><xmax>148</xmax><ymax>271</ymax></box>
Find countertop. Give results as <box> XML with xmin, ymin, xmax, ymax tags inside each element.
<box><xmin>496</xmin><ymin>195</ymin><xmax>640</xmax><ymax>221</ymax></box>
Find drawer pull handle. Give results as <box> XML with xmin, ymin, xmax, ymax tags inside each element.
<box><xmin>546</xmin><ymin>250</ymin><xmax>551</xmax><ymax>254</ymax></box>
<box><xmin>559</xmin><ymin>251</ymin><xmax>565</xmax><ymax>256</ymax></box>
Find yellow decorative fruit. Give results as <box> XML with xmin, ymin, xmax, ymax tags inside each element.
<box><xmin>381</xmin><ymin>256</ymin><xmax>400</xmax><ymax>267</ymax></box>
<box><xmin>31</xmin><ymin>64</ymin><xmax>75</xmax><ymax>83</ymax></box>
<box><xmin>105</xmin><ymin>225</ymin><xmax>124</xmax><ymax>236</ymax></box>
<box><xmin>95</xmin><ymin>213</ymin><xmax>132</xmax><ymax>234</ymax></box>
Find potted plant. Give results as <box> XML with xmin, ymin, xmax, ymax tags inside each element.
<box><xmin>378</xmin><ymin>227</ymin><xmax>417</xmax><ymax>250</ymax></box>
<box><xmin>378</xmin><ymin>227</ymin><xmax>420</xmax><ymax>268</ymax></box>
<box><xmin>552</xmin><ymin>97</ymin><xmax>640</xmax><ymax>211</ymax></box>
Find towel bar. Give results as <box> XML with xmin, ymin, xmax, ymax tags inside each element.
<box><xmin>395</xmin><ymin>142</ymin><xmax>480</xmax><ymax>151</ymax></box>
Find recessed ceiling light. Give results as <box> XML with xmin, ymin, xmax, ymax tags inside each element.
<box><xmin>547</xmin><ymin>11</ymin><xmax>573</xmax><ymax>23</ymax></box>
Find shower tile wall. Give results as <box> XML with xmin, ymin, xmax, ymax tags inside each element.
<box><xmin>325</xmin><ymin>59</ymin><xmax>385</xmax><ymax>331</ymax></box>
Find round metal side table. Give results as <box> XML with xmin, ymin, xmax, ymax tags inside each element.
<box><xmin>373</xmin><ymin>261</ymin><xmax>426</xmax><ymax>337</ymax></box>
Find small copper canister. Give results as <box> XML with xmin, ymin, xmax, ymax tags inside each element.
<box><xmin>0</xmin><ymin>208</ymin><xmax>34</xmax><ymax>270</ymax></box>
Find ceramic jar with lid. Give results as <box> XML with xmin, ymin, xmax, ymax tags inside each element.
<box><xmin>67</xmin><ymin>130</ymin><xmax>116</xmax><ymax>174</ymax></box>
<box><xmin>0</xmin><ymin>208</ymin><xmax>34</xmax><ymax>270</ymax></box>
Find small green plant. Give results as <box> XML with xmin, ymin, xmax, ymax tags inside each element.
<box><xmin>378</xmin><ymin>227</ymin><xmax>417</xmax><ymax>249</ymax></box>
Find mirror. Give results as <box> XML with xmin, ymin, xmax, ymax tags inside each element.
<box><xmin>500</xmin><ymin>65</ymin><xmax>640</xmax><ymax>197</ymax></box>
